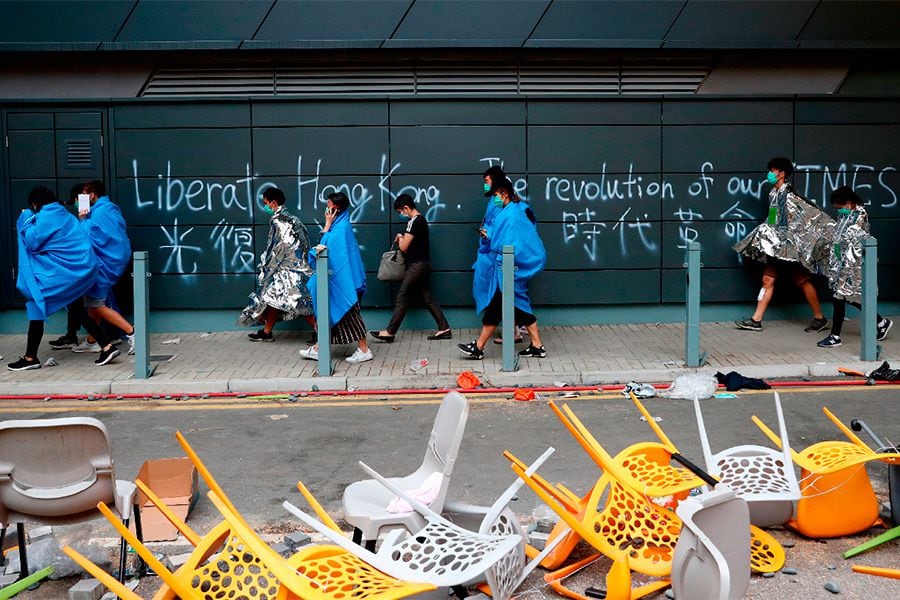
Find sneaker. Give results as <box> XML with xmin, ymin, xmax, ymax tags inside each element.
<box><xmin>518</xmin><ymin>344</ymin><xmax>547</xmax><ymax>358</ymax></box>
<box><xmin>877</xmin><ymin>318</ymin><xmax>893</xmax><ymax>342</ymax></box>
<box><xmin>817</xmin><ymin>334</ymin><xmax>842</xmax><ymax>348</ymax></box>
<box><xmin>248</xmin><ymin>330</ymin><xmax>274</xmax><ymax>342</ymax></box>
<box><xmin>805</xmin><ymin>317</ymin><xmax>829</xmax><ymax>332</ymax></box>
<box><xmin>458</xmin><ymin>341</ymin><xmax>485</xmax><ymax>359</ymax></box>
<box><xmin>72</xmin><ymin>340</ymin><xmax>101</xmax><ymax>353</ymax></box>
<box><xmin>48</xmin><ymin>334</ymin><xmax>78</xmax><ymax>349</ymax></box>
<box><xmin>95</xmin><ymin>346</ymin><xmax>121</xmax><ymax>365</ymax></box>
<box><xmin>299</xmin><ymin>347</ymin><xmax>318</xmax><ymax>360</ymax></box>
<box><xmin>345</xmin><ymin>348</ymin><xmax>374</xmax><ymax>364</ymax></box>
<box><xmin>7</xmin><ymin>356</ymin><xmax>41</xmax><ymax>371</ymax></box>
<box><xmin>735</xmin><ymin>317</ymin><xmax>762</xmax><ymax>331</ymax></box>
<box><xmin>126</xmin><ymin>333</ymin><xmax>135</xmax><ymax>355</ymax></box>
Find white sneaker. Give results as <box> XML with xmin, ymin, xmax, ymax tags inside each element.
<box><xmin>345</xmin><ymin>348</ymin><xmax>373</xmax><ymax>364</ymax></box>
<box><xmin>126</xmin><ymin>333</ymin><xmax>135</xmax><ymax>355</ymax></box>
<box><xmin>72</xmin><ymin>340</ymin><xmax>101</xmax><ymax>353</ymax></box>
<box><xmin>299</xmin><ymin>347</ymin><xmax>318</xmax><ymax>360</ymax></box>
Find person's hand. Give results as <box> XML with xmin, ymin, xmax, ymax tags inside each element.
<box><xmin>478</xmin><ymin>228</ymin><xmax>488</xmax><ymax>238</ymax></box>
<box><xmin>394</xmin><ymin>232</ymin><xmax>403</xmax><ymax>243</ymax></box>
<box><xmin>78</xmin><ymin>209</ymin><xmax>89</xmax><ymax>219</ymax></box>
<box><xmin>324</xmin><ymin>206</ymin><xmax>336</xmax><ymax>227</ymax></box>
<box><xmin>314</xmin><ymin>244</ymin><xmax>326</xmax><ymax>254</ymax></box>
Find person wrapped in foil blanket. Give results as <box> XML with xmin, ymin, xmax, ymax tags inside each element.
<box><xmin>239</xmin><ymin>191</ymin><xmax>313</xmax><ymax>329</ymax></box>
<box><xmin>734</xmin><ymin>183</ymin><xmax>835</xmax><ymax>275</ymax></box>
<box><xmin>825</xmin><ymin>200</ymin><xmax>868</xmax><ymax>304</ymax></box>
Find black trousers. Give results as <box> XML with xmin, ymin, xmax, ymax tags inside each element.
<box><xmin>385</xmin><ymin>261</ymin><xmax>450</xmax><ymax>335</ymax></box>
<box><xmin>831</xmin><ymin>299</ymin><xmax>883</xmax><ymax>337</ymax></box>
<box><xmin>481</xmin><ymin>290</ymin><xmax>536</xmax><ymax>327</ymax></box>
<box><xmin>26</xmin><ymin>320</ymin><xmax>44</xmax><ymax>358</ymax></box>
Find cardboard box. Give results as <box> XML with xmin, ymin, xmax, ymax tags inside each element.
<box><xmin>135</xmin><ymin>457</ymin><xmax>199</xmax><ymax>541</ymax></box>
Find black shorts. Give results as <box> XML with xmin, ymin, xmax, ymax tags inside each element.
<box><xmin>482</xmin><ymin>290</ymin><xmax>537</xmax><ymax>327</ymax></box>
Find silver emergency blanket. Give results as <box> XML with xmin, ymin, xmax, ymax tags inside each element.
<box><xmin>826</xmin><ymin>207</ymin><xmax>869</xmax><ymax>303</ymax></box>
<box><xmin>238</xmin><ymin>208</ymin><xmax>313</xmax><ymax>325</ymax></box>
<box><xmin>733</xmin><ymin>184</ymin><xmax>835</xmax><ymax>274</ymax></box>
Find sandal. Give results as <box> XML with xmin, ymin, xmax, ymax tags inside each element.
<box><xmin>369</xmin><ymin>330</ymin><xmax>395</xmax><ymax>343</ymax></box>
<box><xmin>428</xmin><ymin>330</ymin><xmax>452</xmax><ymax>340</ymax></box>
<box><xmin>493</xmin><ymin>336</ymin><xmax>523</xmax><ymax>345</ymax></box>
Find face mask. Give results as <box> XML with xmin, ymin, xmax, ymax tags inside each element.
<box><xmin>398</xmin><ymin>211</ymin><xmax>409</xmax><ymax>220</ymax></box>
<box><xmin>766</xmin><ymin>171</ymin><xmax>778</xmax><ymax>185</ymax></box>
<box><xmin>263</xmin><ymin>204</ymin><xmax>275</xmax><ymax>215</ymax></box>
<box><xmin>483</xmin><ymin>183</ymin><xmax>491</xmax><ymax>192</ymax></box>
<box><xmin>837</xmin><ymin>207</ymin><xmax>852</xmax><ymax>216</ymax></box>
<box><xmin>492</xmin><ymin>195</ymin><xmax>504</xmax><ymax>207</ymax></box>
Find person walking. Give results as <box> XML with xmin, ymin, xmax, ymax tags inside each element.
<box><xmin>7</xmin><ymin>187</ymin><xmax>97</xmax><ymax>371</ymax></box>
<box><xmin>734</xmin><ymin>157</ymin><xmax>831</xmax><ymax>332</ymax></box>
<box><xmin>817</xmin><ymin>186</ymin><xmax>892</xmax><ymax>347</ymax></box>
<box><xmin>299</xmin><ymin>192</ymin><xmax>373</xmax><ymax>364</ymax></box>
<box><xmin>239</xmin><ymin>186</ymin><xmax>316</xmax><ymax>342</ymax></box>
<box><xmin>458</xmin><ymin>178</ymin><xmax>547</xmax><ymax>360</ymax></box>
<box><xmin>369</xmin><ymin>194</ymin><xmax>451</xmax><ymax>342</ymax></box>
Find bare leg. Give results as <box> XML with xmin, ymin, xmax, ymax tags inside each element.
<box><xmin>525</xmin><ymin>322</ymin><xmax>543</xmax><ymax>348</ymax></box>
<box><xmin>799</xmin><ymin>279</ymin><xmax>824</xmax><ymax>319</ymax></box>
<box><xmin>262</xmin><ymin>307</ymin><xmax>281</xmax><ymax>334</ymax></box>
<box><xmin>358</xmin><ymin>338</ymin><xmax>369</xmax><ymax>353</ymax></box>
<box><xmin>475</xmin><ymin>325</ymin><xmax>499</xmax><ymax>349</ymax></box>
<box><xmin>751</xmin><ymin>272</ymin><xmax>777</xmax><ymax>322</ymax></box>
<box><xmin>88</xmin><ymin>306</ymin><xmax>134</xmax><ymax>335</ymax></box>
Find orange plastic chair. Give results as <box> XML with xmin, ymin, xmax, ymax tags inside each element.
<box><xmin>753</xmin><ymin>406</ymin><xmax>898</xmax><ymax>538</ymax></box>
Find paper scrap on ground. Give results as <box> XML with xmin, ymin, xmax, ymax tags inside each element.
<box><xmin>161</xmin><ymin>338</ymin><xmax>181</xmax><ymax>345</ymax></box>
<box><xmin>268</xmin><ymin>414</ymin><xmax>289</xmax><ymax>421</ymax></box>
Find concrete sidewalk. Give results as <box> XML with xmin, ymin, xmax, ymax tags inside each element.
<box><xmin>0</xmin><ymin>318</ymin><xmax>895</xmax><ymax>395</ymax></box>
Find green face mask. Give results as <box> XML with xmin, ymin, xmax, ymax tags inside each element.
<box><xmin>766</xmin><ymin>171</ymin><xmax>778</xmax><ymax>185</ymax></box>
<box><xmin>837</xmin><ymin>207</ymin><xmax>852</xmax><ymax>216</ymax></box>
<box><xmin>483</xmin><ymin>183</ymin><xmax>491</xmax><ymax>192</ymax></box>
<box><xmin>263</xmin><ymin>204</ymin><xmax>275</xmax><ymax>216</ymax></box>
<box><xmin>492</xmin><ymin>195</ymin><xmax>503</xmax><ymax>207</ymax></box>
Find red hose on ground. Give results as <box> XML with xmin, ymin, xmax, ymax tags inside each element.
<box><xmin>0</xmin><ymin>378</ymin><xmax>892</xmax><ymax>402</ymax></box>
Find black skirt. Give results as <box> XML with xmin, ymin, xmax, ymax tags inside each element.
<box><xmin>331</xmin><ymin>303</ymin><xmax>365</xmax><ymax>345</ymax></box>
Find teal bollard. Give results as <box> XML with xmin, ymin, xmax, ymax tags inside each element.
<box><xmin>685</xmin><ymin>242</ymin><xmax>706</xmax><ymax>367</ymax></box>
<box><xmin>501</xmin><ymin>245</ymin><xmax>518</xmax><ymax>372</ymax></box>
<box><xmin>316</xmin><ymin>246</ymin><xmax>332</xmax><ymax>377</ymax></box>
<box><xmin>132</xmin><ymin>251</ymin><xmax>155</xmax><ymax>379</ymax></box>
<box><xmin>861</xmin><ymin>237</ymin><xmax>879</xmax><ymax>361</ymax></box>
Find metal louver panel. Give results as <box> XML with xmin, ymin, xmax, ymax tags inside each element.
<box><xmin>415</xmin><ymin>66</ymin><xmax>518</xmax><ymax>94</ymax></box>
<box><xmin>621</xmin><ymin>67</ymin><xmax>708</xmax><ymax>94</ymax></box>
<box><xmin>277</xmin><ymin>66</ymin><xmax>414</xmax><ymax>94</ymax></box>
<box><xmin>66</xmin><ymin>140</ymin><xmax>93</xmax><ymax>168</ymax></box>
<box><xmin>519</xmin><ymin>66</ymin><xmax>619</xmax><ymax>94</ymax></box>
<box><xmin>142</xmin><ymin>68</ymin><xmax>274</xmax><ymax>97</ymax></box>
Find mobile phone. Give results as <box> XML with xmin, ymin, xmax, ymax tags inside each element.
<box><xmin>77</xmin><ymin>193</ymin><xmax>91</xmax><ymax>213</ymax></box>
<box><xmin>473</xmin><ymin>226</ymin><xmax>487</xmax><ymax>238</ymax></box>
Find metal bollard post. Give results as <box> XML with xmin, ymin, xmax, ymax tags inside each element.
<box><xmin>684</xmin><ymin>242</ymin><xmax>706</xmax><ymax>367</ymax></box>
<box><xmin>861</xmin><ymin>237</ymin><xmax>879</xmax><ymax>361</ymax></box>
<box><xmin>132</xmin><ymin>251</ymin><xmax>155</xmax><ymax>379</ymax></box>
<box><xmin>316</xmin><ymin>246</ymin><xmax>332</xmax><ymax>377</ymax></box>
<box><xmin>501</xmin><ymin>245</ymin><xmax>518</xmax><ymax>372</ymax></box>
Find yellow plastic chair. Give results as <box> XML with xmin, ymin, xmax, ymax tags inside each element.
<box><xmin>753</xmin><ymin>406</ymin><xmax>898</xmax><ymax>538</ymax></box>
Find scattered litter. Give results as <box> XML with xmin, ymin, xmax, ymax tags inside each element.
<box><xmin>391</xmin><ymin>405</ymin><xmax>402</xmax><ymax>410</ymax></box>
<box><xmin>714</xmin><ymin>392</ymin><xmax>738</xmax><ymax>399</ymax></box>
<box><xmin>43</xmin><ymin>356</ymin><xmax>59</xmax><ymax>367</ymax></box>
<box><xmin>662</xmin><ymin>360</ymin><xmax>683</xmax><ymax>368</ymax></box>
<box><xmin>237</xmin><ymin>394</ymin><xmax>246</xmax><ymax>398</ymax></box>
<box><xmin>664</xmin><ymin>588</ymin><xmax>676</xmax><ymax>599</ymax></box>
<box><xmin>160</xmin><ymin>338</ymin><xmax>181</xmax><ymax>345</ymax></box>
<box><xmin>553</xmin><ymin>381</ymin><xmax>570</xmax><ymax>387</ymax></box>
<box><xmin>658</xmin><ymin>373</ymin><xmax>717</xmax><ymax>400</ymax></box>
<box><xmin>640</xmin><ymin>415</ymin><xmax>663</xmax><ymax>423</ymax></box>
<box><xmin>513</xmin><ymin>388</ymin><xmax>535</xmax><ymax>402</ymax></box>
<box><xmin>311</xmin><ymin>385</ymin><xmax>320</xmax><ymax>392</ymax></box>
<box><xmin>165</xmin><ymin>395</ymin><xmax>172</xmax><ymax>400</ymax></box>
<box><xmin>269</xmin><ymin>414</ymin><xmax>289</xmax><ymax>421</ymax></box>
<box><xmin>199</xmin><ymin>332</ymin><xmax>211</xmax><ymax>338</ymax></box>
<box><xmin>868</xmin><ymin>361</ymin><xmax>900</xmax><ymax>381</ymax></box>
<box><xmin>824</xmin><ymin>581</ymin><xmax>841</xmax><ymax>594</ymax></box>
<box><xmin>559</xmin><ymin>391</ymin><xmax>580</xmax><ymax>399</ymax></box>
<box><xmin>299</xmin><ymin>392</ymin><xmax>308</xmax><ymax>397</ymax></box>
<box><xmin>715</xmin><ymin>370</ymin><xmax>771</xmax><ymax>392</ymax></box>
<box><xmin>782</xmin><ymin>567</ymin><xmax>798</xmax><ymax>575</ymax></box>
<box><xmin>457</xmin><ymin>371</ymin><xmax>481</xmax><ymax>390</ymax></box>
<box><xmin>409</xmin><ymin>358</ymin><xmax>429</xmax><ymax>373</ymax></box>
<box><xmin>348</xmin><ymin>386</ymin><xmax>359</xmax><ymax>392</ymax></box>
<box><xmin>287</xmin><ymin>395</ymin><xmax>298</xmax><ymax>403</ymax></box>
<box><xmin>623</xmin><ymin>381</ymin><xmax>656</xmax><ymax>398</ymax></box>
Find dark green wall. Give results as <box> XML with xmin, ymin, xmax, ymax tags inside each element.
<box><xmin>3</xmin><ymin>97</ymin><xmax>900</xmax><ymax>312</ymax></box>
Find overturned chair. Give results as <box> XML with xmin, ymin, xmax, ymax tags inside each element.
<box><xmin>0</xmin><ymin>417</ymin><xmax>142</xmax><ymax>583</ymax></box>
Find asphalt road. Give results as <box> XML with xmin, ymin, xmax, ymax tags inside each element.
<box><xmin>3</xmin><ymin>384</ymin><xmax>899</xmax><ymax>599</ymax></box>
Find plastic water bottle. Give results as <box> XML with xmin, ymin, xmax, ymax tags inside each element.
<box><xmin>409</xmin><ymin>358</ymin><xmax>428</xmax><ymax>372</ymax></box>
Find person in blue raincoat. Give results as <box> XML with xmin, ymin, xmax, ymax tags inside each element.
<box><xmin>299</xmin><ymin>192</ymin><xmax>373</xmax><ymax>364</ymax></box>
<box><xmin>7</xmin><ymin>186</ymin><xmax>97</xmax><ymax>371</ymax></box>
<box><xmin>78</xmin><ymin>180</ymin><xmax>137</xmax><ymax>358</ymax></box>
<box><xmin>459</xmin><ymin>177</ymin><xmax>548</xmax><ymax>360</ymax></box>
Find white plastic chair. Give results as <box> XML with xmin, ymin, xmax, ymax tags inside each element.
<box><xmin>672</xmin><ymin>485</ymin><xmax>751</xmax><ymax>600</ymax></box>
<box><xmin>0</xmin><ymin>417</ymin><xmax>140</xmax><ymax>583</ymax></box>
<box><xmin>287</xmin><ymin>448</ymin><xmax>561</xmax><ymax>600</ymax></box>
<box><xmin>342</xmin><ymin>390</ymin><xmax>469</xmax><ymax>548</ymax></box>
<box><xmin>693</xmin><ymin>392</ymin><xmax>801</xmax><ymax>527</ymax></box>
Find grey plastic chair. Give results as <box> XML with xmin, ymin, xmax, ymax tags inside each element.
<box><xmin>342</xmin><ymin>390</ymin><xmax>469</xmax><ymax>548</ymax></box>
<box><xmin>0</xmin><ymin>417</ymin><xmax>141</xmax><ymax>583</ymax></box>
<box><xmin>672</xmin><ymin>485</ymin><xmax>751</xmax><ymax>600</ymax></box>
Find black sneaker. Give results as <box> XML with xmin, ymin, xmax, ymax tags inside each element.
<box><xmin>817</xmin><ymin>334</ymin><xmax>842</xmax><ymax>348</ymax></box>
<box><xmin>458</xmin><ymin>341</ymin><xmax>484</xmax><ymax>359</ymax></box>
<box><xmin>735</xmin><ymin>317</ymin><xmax>762</xmax><ymax>331</ymax></box>
<box><xmin>248</xmin><ymin>330</ymin><xmax>274</xmax><ymax>342</ymax></box>
<box><xmin>48</xmin><ymin>334</ymin><xmax>79</xmax><ymax>349</ymax></box>
<box><xmin>95</xmin><ymin>346</ymin><xmax>121</xmax><ymax>365</ymax></box>
<box><xmin>805</xmin><ymin>317</ymin><xmax>829</xmax><ymax>332</ymax></box>
<box><xmin>7</xmin><ymin>356</ymin><xmax>41</xmax><ymax>371</ymax></box>
<box><xmin>876</xmin><ymin>318</ymin><xmax>893</xmax><ymax>342</ymax></box>
<box><xmin>518</xmin><ymin>344</ymin><xmax>547</xmax><ymax>358</ymax></box>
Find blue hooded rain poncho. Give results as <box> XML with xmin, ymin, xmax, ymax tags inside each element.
<box><xmin>16</xmin><ymin>203</ymin><xmax>98</xmax><ymax>321</ymax></box>
<box><xmin>472</xmin><ymin>200</ymin><xmax>546</xmax><ymax>315</ymax></box>
<box><xmin>82</xmin><ymin>195</ymin><xmax>132</xmax><ymax>300</ymax></box>
<box><xmin>307</xmin><ymin>211</ymin><xmax>367</xmax><ymax>327</ymax></box>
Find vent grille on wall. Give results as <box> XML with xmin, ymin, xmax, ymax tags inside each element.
<box><xmin>141</xmin><ymin>62</ymin><xmax>710</xmax><ymax>97</ymax></box>
<box><xmin>65</xmin><ymin>140</ymin><xmax>94</xmax><ymax>168</ymax></box>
